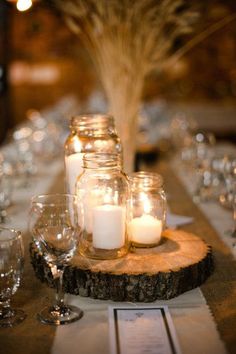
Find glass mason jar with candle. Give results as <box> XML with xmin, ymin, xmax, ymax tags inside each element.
<box><xmin>128</xmin><ymin>172</ymin><xmax>167</xmax><ymax>247</ymax></box>
<box><xmin>76</xmin><ymin>153</ymin><xmax>129</xmax><ymax>259</ymax></box>
<box><xmin>64</xmin><ymin>114</ymin><xmax>122</xmax><ymax>194</ymax></box>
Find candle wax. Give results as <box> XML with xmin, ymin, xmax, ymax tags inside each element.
<box><xmin>92</xmin><ymin>205</ymin><xmax>125</xmax><ymax>250</ymax></box>
<box><xmin>129</xmin><ymin>214</ymin><xmax>162</xmax><ymax>245</ymax></box>
<box><xmin>65</xmin><ymin>153</ymin><xmax>84</xmax><ymax>194</ymax></box>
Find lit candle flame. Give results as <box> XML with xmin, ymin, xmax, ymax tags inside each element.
<box><xmin>144</xmin><ymin>199</ymin><xmax>152</xmax><ymax>214</ymax></box>
<box><xmin>104</xmin><ymin>188</ymin><xmax>113</xmax><ymax>204</ymax></box>
<box><xmin>139</xmin><ymin>192</ymin><xmax>152</xmax><ymax>214</ymax></box>
<box><xmin>73</xmin><ymin>137</ymin><xmax>82</xmax><ymax>152</ymax></box>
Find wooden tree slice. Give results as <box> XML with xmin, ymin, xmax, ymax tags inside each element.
<box><xmin>30</xmin><ymin>229</ymin><xmax>214</xmax><ymax>302</ymax></box>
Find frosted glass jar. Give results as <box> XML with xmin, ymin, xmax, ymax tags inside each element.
<box><xmin>128</xmin><ymin>172</ymin><xmax>167</xmax><ymax>247</ymax></box>
<box><xmin>76</xmin><ymin>153</ymin><xmax>129</xmax><ymax>259</ymax></box>
<box><xmin>64</xmin><ymin>114</ymin><xmax>122</xmax><ymax>194</ymax></box>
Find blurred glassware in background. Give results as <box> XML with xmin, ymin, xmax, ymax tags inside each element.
<box><xmin>223</xmin><ymin>170</ymin><xmax>236</xmax><ymax>238</ymax></box>
<box><xmin>209</xmin><ymin>154</ymin><xmax>227</xmax><ymax>200</ymax></box>
<box><xmin>232</xmin><ymin>187</ymin><xmax>236</xmax><ymax>239</ymax></box>
<box><xmin>27</xmin><ymin>110</ymin><xmax>63</xmax><ymax>161</ymax></box>
<box><xmin>41</xmin><ymin>94</ymin><xmax>80</xmax><ymax>143</ymax></box>
<box><xmin>0</xmin><ymin>95</ymin><xmax>83</xmax><ymax>226</ymax></box>
<box><xmin>221</xmin><ymin>155</ymin><xmax>236</xmax><ymax>211</ymax></box>
<box><xmin>170</xmin><ymin>111</ymin><xmax>197</xmax><ymax>162</ymax></box>
<box><xmin>191</xmin><ymin>131</ymin><xmax>217</xmax><ymax>203</ymax></box>
<box><xmin>193</xmin><ymin>131</ymin><xmax>216</xmax><ymax>162</ymax></box>
<box><xmin>138</xmin><ymin>100</ymin><xmax>169</xmax><ymax>148</ymax></box>
<box><xmin>12</xmin><ymin>127</ymin><xmax>37</xmax><ymax>187</ymax></box>
<box><xmin>0</xmin><ymin>153</ymin><xmax>14</xmax><ymax>183</ymax></box>
<box><xmin>0</xmin><ymin>155</ymin><xmax>13</xmax><ymax>224</ymax></box>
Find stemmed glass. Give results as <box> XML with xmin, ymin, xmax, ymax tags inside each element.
<box><xmin>0</xmin><ymin>227</ymin><xmax>26</xmax><ymax>327</ymax></box>
<box><xmin>29</xmin><ymin>194</ymin><xmax>83</xmax><ymax>325</ymax></box>
<box><xmin>192</xmin><ymin>131</ymin><xmax>216</xmax><ymax>203</ymax></box>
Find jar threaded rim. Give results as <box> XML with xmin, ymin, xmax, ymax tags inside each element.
<box><xmin>128</xmin><ymin>171</ymin><xmax>163</xmax><ymax>189</ymax></box>
<box><xmin>70</xmin><ymin>114</ymin><xmax>115</xmax><ymax>133</ymax></box>
<box><xmin>83</xmin><ymin>152</ymin><xmax>122</xmax><ymax>169</ymax></box>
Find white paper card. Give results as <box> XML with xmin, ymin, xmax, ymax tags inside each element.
<box><xmin>108</xmin><ymin>306</ymin><xmax>182</xmax><ymax>354</ymax></box>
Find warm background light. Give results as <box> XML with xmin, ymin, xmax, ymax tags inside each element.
<box><xmin>16</xmin><ymin>0</ymin><xmax>32</xmax><ymax>12</ymax></box>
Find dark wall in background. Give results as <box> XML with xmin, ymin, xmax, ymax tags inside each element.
<box><xmin>0</xmin><ymin>2</ymin><xmax>12</xmax><ymax>143</ymax></box>
<box><xmin>2</xmin><ymin>0</ymin><xmax>236</xmax><ymax>141</ymax></box>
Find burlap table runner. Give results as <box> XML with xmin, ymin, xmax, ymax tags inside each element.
<box><xmin>1</xmin><ymin>163</ymin><xmax>235</xmax><ymax>354</ymax></box>
<box><xmin>154</xmin><ymin>160</ymin><xmax>236</xmax><ymax>354</ymax></box>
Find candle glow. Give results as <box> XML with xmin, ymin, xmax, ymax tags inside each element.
<box><xmin>92</xmin><ymin>205</ymin><xmax>125</xmax><ymax>249</ymax></box>
<box><xmin>129</xmin><ymin>214</ymin><xmax>162</xmax><ymax>245</ymax></box>
<box><xmin>65</xmin><ymin>153</ymin><xmax>84</xmax><ymax>194</ymax></box>
<box><xmin>129</xmin><ymin>194</ymin><xmax>162</xmax><ymax>245</ymax></box>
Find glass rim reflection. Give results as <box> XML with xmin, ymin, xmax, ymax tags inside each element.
<box><xmin>128</xmin><ymin>171</ymin><xmax>164</xmax><ymax>189</ymax></box>
<box><xmin>0</xmin><ymin>227</ymin><xmax>22</xmax><ymax>242</ymax></box>
<box><xmin>31</xmin><ymin>193</ymin><xmax>78</xmax><ymax>207</ymax></box>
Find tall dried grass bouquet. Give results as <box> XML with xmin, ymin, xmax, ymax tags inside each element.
<box><xmin>54</xmin><ymin>0</ymin><xmax>199</xmax><ymax>171</ymax></box>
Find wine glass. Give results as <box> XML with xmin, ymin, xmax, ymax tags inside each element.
<box><xmin>192</xmin><ymin>132</ymin><xmax>216</xmax><ymax>203</ymax></box>
<box><xmin>0</xmin><ymin>227</ymin><xmax>26</xmax><ymax>327</ymax></box>
<box><xmin>29</xmin><ymin>194</ymin><xmax>83</xmax><ymax>325</ymax></box>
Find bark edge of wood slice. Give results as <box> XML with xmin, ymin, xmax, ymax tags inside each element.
<box><xmin>30</xmin><ymin>229</ymin><xmax>214</xmax><ymax>302</ymax></box>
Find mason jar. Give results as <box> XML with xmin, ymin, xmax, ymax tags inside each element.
<box><xmin>128</xmin><ymin>171</ymin><xmax>167</xmax><ymax>247</ymax></box>
<box><xmin>64</xmin><ymin>114</ymin><xmax>122</xmax><ymax>194</ymax></box>
<box><xmin>76</xmin><ymin>153</ymin><xmax>129</xmax><ymax>259</ymax></box>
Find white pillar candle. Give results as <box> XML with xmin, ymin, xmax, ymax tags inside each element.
<box><xmin>92</xmin><ymin>205</ymin><xmax>125</xmax><ymax>249</ymax></box>
<box><xmin>65</xmin><ymin>153</ymin><xmax>84</xmax><ymax>194</ymax></box>
<box><xmin>128</xmin><ymin>214</ymin><xmax>162</xmax><ymax>245</ymax></box>
<box><xmin>83</xmin><ymin>190</ymin><xmax>104</xmax><ymax>234</ymax></box>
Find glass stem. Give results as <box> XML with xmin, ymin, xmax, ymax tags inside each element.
<box><xmin>54</xmin><ymin>268</ymin><xmax>65</xmax><ymax>309</ymax></box>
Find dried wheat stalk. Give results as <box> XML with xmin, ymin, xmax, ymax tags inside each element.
<box><xmin>54</xmin><ymin>0</ymin><xmax>199</xmax><ymax>171</ymax></box>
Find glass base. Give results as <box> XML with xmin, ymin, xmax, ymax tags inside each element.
<box><xmin>0</xmin><ymin>308</ymin><xmax>26</xmax><ymax>327</ymax></box>
<box><xmin>131</xmin><ymin>241</ymin><xmax>160</xmax><ymax>248</ymax></box>
<box><xmin>37</xmin><ymin>304</ymin><xmax>83</xmax><ymax>325</ymax></box>
<box><xmin>79</xmin><ymin>236</ymin><xmax>129</xmax><ymax>260</ymax></box>
<box><xmin>80</xmin><ymin>244</ymin><xmax>128</xmax><ymax>260</ymax></box>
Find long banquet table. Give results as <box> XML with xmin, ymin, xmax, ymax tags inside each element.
<box><xmin>1</xmin><ymin>151</ymin><xmax>236</xmax><ymax>354</ymax></box>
